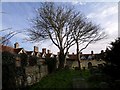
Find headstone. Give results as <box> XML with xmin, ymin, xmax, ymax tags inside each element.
<box><xmin>83</xmin><ymin>67</ymin><xmax>85</xmax><ymax>71</ymax></box>
<box><xmin>27</xmin><ymin>76</ymin><xmax>32</xmax><ymax>85</ymax></box>
<box><xmin>88</xmin><ymin>62</ymin><xmax>92</xmax><ymax>69</ymax></box>
<box><xmin>72</xmin><ymin>78</ymin><xmax>88</xmax><ymax>89</ymax></box>
<box><xmin>99</xmin><ymin>82</ymin><xmax>109</xmax><ymax>88</ymax></box>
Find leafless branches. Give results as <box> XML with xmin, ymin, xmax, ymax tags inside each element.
<box><xmin>27</xmin><ymin>2</ymin><xmax>106</xmax><ymax>68</ymax></box>
<box><xmin>0</xmin><ymin>28</ymin><xmax>22</xmax><ymax>46</ymax></box>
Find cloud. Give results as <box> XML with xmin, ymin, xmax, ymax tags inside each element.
<box><xmin>100</xmin><ymin>6</ymin><xmax>118</xmax><ymax>18</ymax></box>
<box><xmin>71</xmin><ymin>1</ymin><xmax>86</xmax><ymax>5</ymax></box>
<box><xmin>105</xmin><ymin>22</ymin><xmax>118</xmax><ymax>37</ymax></box>
<box><xmin>86</xmin><ymin>3</ymin><xmax>118</xmax><ymax>39</ymax></box>
<box><xmin>87</xmin><ymin>5</ymin><xmax>118</xmax><ymax>19</ymax></box>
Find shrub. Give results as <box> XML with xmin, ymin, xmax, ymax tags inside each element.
<box><xmin>2</xmin><ymin>51</ymin><xmax>15</xmax><ymax>65</ymax></box>
<box><xmin>45</xmin><ymin>57</ymin><xmax>57</xmax><ymax>73</ymax></box>
<box><xmin>29</xmin><ymin>56</ymin><xmax>38</xmax><ymax>66</ymax></box>
<box><xmin>2</xmin><ymin>51</ymin><xmax>16</xmax><ymax>89</ymax></box>
<box><xmin>104</xmin><ymin>37</ymin><xmax>120</xmax><ymax>79</ymax></box>
<box><xmin>19</xmin><ymin>53</ymin><xmax>28</xmax><ymax>67</ymax></box>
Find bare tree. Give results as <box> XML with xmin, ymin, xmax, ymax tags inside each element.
<box><xmin>27</xmin><ymin>2</ymin><xmax>82</xmax><ymax>68</ymax></box>
<box><xmin>0</xmin><ymin>28</ymin><xmax>13</xmax><ymax>46</ymax></box>
<box><xmin>27</xmin><ymin>2</ymin><xmax>106</xmax><ymax>69</ymax></box>
<box><xmin>71</xmin><ymin>16</ymin><xmax>106</xmax><ymax>69</ymax></box>
<box><xmin>0</xmin><ymin>28</ymin><xmax>21</xmax><ymax>46</ymax></box>
<box><xmin>0</xmin><ymin>12</ymin><xmax>21</xmax><ymax>46</ymax></box>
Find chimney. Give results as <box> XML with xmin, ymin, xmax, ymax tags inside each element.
<box><xmin>72</xmin><ymin>52</ymin><xmax>74</xmax><ymax>55</ymax></box>
<box><xmin>91</xmin><ymin>51</ymin><xmax>93</xmax><ymax>55</ymax></box>
<box><xmin>34</xmin><ymin>46</ymin><xmax>39</xmax><ymax>52</ymax></box>
<box><xmin>101</xmin><ymin>50</ymin><xmax>104</xmax><ymax>54</ymax></box>
<box><xmin>47</xmin><ymin>50</ymin><xmax>50</xmax><ymax>54</ymax></box>
<box><xmin>14</xmin><ymin>42</ymin><xmax>19</xmax><ymax>49</ymax></box>
<box><xmin>105</xmin><ymin>48</ymin><xmax>109</xmax><ymax>52</ymax></box>
<box><xmin>42</xmin><ymin>48</ymin><xmax>46</xmax><ymax>54</ymax></box>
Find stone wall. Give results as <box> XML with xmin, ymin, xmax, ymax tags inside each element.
<box><xmin>66</xmin><ymin>60</ymin><xmax>78</xmax><ymax>69</ymax></box>
<box><xmin>15</xmin><ymin>65</ymin><xmax>48</xmax><ymax>88</ymax></box>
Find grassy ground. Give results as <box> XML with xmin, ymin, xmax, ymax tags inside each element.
<box><xmin>28</xmin><ymin>69</ymin><xmax>91</xmax><ymax>89</ymax></box>
<box><xmin>28</xmin><ymin>68</ymin><xmax>117</xmax><ymax>89</ymax></box>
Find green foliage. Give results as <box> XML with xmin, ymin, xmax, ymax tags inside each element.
<box><xmin>2</xmin><ymin>51</ymin><xmax>16</xmax><ymax>89</ymax></box>
<box><xmin>45</xmin><ymin>57</ymin><xmax>57</xmax><ymax>73</ymax></box>
<box><xmin>2</xmin><ymin>51</ymin><xmax>15</xmax><ymax>65</ymax></box>
<box><xmin>29</xmin><ymin>56</ymin><xmax>38</xmax><ymax>66</ymax></box>
<box><xmin>29</xmin><ymin>69</ymin><xmax>91</xmax><ymax>89</ymax></box>
<box><xmin>104</xmin><ymin>38</ymin><xmax>120</xmax><ymax>79</ymax></box>
<box><xmin>106</xmin><ymin>38</ymin><xmax>120</xmax><ymax>66</ymax></box>
<box><xmin>19</xmin><ymin>53</ymin><xmax>28</xmax><ymax>67</ymax></box>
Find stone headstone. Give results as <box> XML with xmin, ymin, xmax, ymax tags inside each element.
<box><xmin>88</xmin><ymin>62</ymin><xmax>92</xmax><ymax>69</ymax></box>
<box><xmin>72</xmin><ymin>78</ymin><xmax>88</xmax><ymax>89</ymax></box>
<box><xmin>27</xmin><ymin>76</ymin><xmax>32</xmax><ymax>85</ymax></box>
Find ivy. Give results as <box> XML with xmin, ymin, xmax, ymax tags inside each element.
<box><xmin>29</xmin><ymin>56</ymin><xmax>38</xmax><ymax>66</ymax></box>
<box><xmin>19</xmin><ymin>53</ymin><xmax>28</xmax><ymax>67</ymax></box>
<box><xmin>2</xmin><ymin>51</ymin><xmax>15</xmax><ymax>65</ymax></box>
<box><xmin>45</xmin><ymin>57</ymin><xmax>57</xmax><ymax>73</ymax></box>
<box><xmin>2</xmin><ymin>51</ymin><xmax>16</xmax><ymax>89</ymax></box>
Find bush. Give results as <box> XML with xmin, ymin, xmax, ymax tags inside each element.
<box><xmin>102</xmin><ymin>64</ymin><xmax>120</xmax><ymax>79</ymax></box>
<box><xmin>104</xmin><ymin>38</ymin><xmax>120</xmax><ymax>79</ymax></box>
<box><xmin>19</xmin><ymin>53</ymin><xmax>28</xmax><ymax>67</ymax></box>
<box><xmin>29</xmin><ymin>56</ymin><xmax>38</xmax><ymax>66</ymax></box>
<box><xmin>88</xmin><ymin>74</ymin><xmax>112</xmax><ymax>83</ymax></box>
<box><xmin>2</xmin><ymin>51</ymin><xmax>16</xmax><ymax>89</ymax></box>
<box><xmin>2</xmin><ymin>51</ymin><xmax>15</xmax><ymax>65</ymax></box>
<box><xmin>45</xmin><ymin>57</ymin><xmax>57</xmax><ymax>73</ymax></box>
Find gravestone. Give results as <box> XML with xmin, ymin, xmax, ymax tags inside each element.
<box><xmin>83</xmin><ymin>67</ymin><xmax>85</xmax><ymax>71</ymax></box>
<box><xmin>72</xmin><ymin>77</ymin><xmax>88</xmax><ymax>89</ymax></box>
<box><xmin>88</xmin><ymin>62</ymin><xmax>92</xmax><ymax>69</ymax></box>
<box><xmin>27</xmin><ymin>76</ymin><xmax>32</xmax><ymax>85</ymax></box>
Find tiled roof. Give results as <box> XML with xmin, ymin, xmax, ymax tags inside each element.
<box><xmin>26</xmin><ymin>51</ymin><xmax>33</xmax><ymax>55</ymax></box>
<box><xmin>1</xmin><ymin>44</ymin><xmax>14</xmax><ymax>53</ymax></box>
<box><xmin>14</xmin><ymin>48</ymin><xmax>23</xmax><ymax>54</ymax></box>
<box><xmin>46</xmin><ymin>53</ymin><xmax>52</xmax><ymax>58</ymax></box>
<box><xmin>1</xmin><ymin>44</ymin><xmax>26</xmax><ymax>54</ymax></box>
<box><xmin>66</xmin><ymin>53</ymin><xmax>96</xmax><ymax>61</ymax></box>
<box><xmin>67</xmin><ymin>54</ymin><xmax>77</xmax><ymax>61</ymax></box>
<box><xmin>1</xmin><ymin>44</ymin><xmax>102</xmax><ymax>60</ymax></box>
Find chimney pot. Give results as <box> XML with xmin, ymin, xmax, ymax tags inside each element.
<box><xmin>91</xmin><ymin>51</ymin><xmax>93</xmax><ymax>54</ymax></box>
<box><xmin>47</xmin><ymin>50</ymin><xmax>50</xmax><ymax>54</ymax></box>
<box><xmin>42</xmin><ymin>48</ymin><xmax>46</xmax><ymax>54</ymax></box>
<box><xmin>34</xmin><ymin>46</ymin><xmax>39</xmax><ymax>52</ymax></box>
<box><xmin>14</xmin><ymin>42</ymin><xmax>19</xmax><ymax>49</ymax></box>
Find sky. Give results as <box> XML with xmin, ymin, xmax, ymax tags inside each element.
<box><xmin>1</xmin><ymin>1</ymin><xmax>119</xmax><ymax>54</ymax></box>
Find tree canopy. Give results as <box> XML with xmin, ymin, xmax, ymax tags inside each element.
<box><xmin>106</xmin><ymin>37</ymin><xmax>120</xmax><ymax>67</ymax></box>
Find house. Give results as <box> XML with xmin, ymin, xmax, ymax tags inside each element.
<box><xmin>1</xmin><ymin>42</ymin><xmax>52</xmax><ymax>88</ymax></box>
<box><xmin>1</xmin><ymin>42</ymin><xmax>107</xmax><ymax>88</ymax></box>
<box><xmin>65</xmin><ymin>50</ymin><xmax>106</xmax><ymax>68</ymax></box>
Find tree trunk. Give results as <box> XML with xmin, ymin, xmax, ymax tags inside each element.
<box><xmin>58</xmin><ymin>49</ymin><xmax>66</xmax><ymax>69</ymax></box>
<box><xmin>76</xmin><ymin>41</ymin><xmax>81</xmax><ymax>70</ymax></box>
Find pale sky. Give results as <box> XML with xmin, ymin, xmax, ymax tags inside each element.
<box><xmin>1</xmin><ymin>1</ymin><xmax>119</xmax><ymax>54</ymax></box>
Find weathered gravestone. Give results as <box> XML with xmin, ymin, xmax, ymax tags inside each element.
<box><xmin>88</xmin><ymin>62</ymin><xmax>92</xmax><ymax>69</ymax></box>
<box><xmin>72</xmin><ymin>77</ymin><xmax>88</xmax><ymax>89</ymax></box>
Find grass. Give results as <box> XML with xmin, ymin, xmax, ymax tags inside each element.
<box><xmin>29</xmin><ymin>69</ymin><xmax>91</xmax><ymax>89</ymax></box>
<box><xmin>28</xmin><ymin>68</ymin><xmax>114</xmax><ymax>89</ymax></box>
